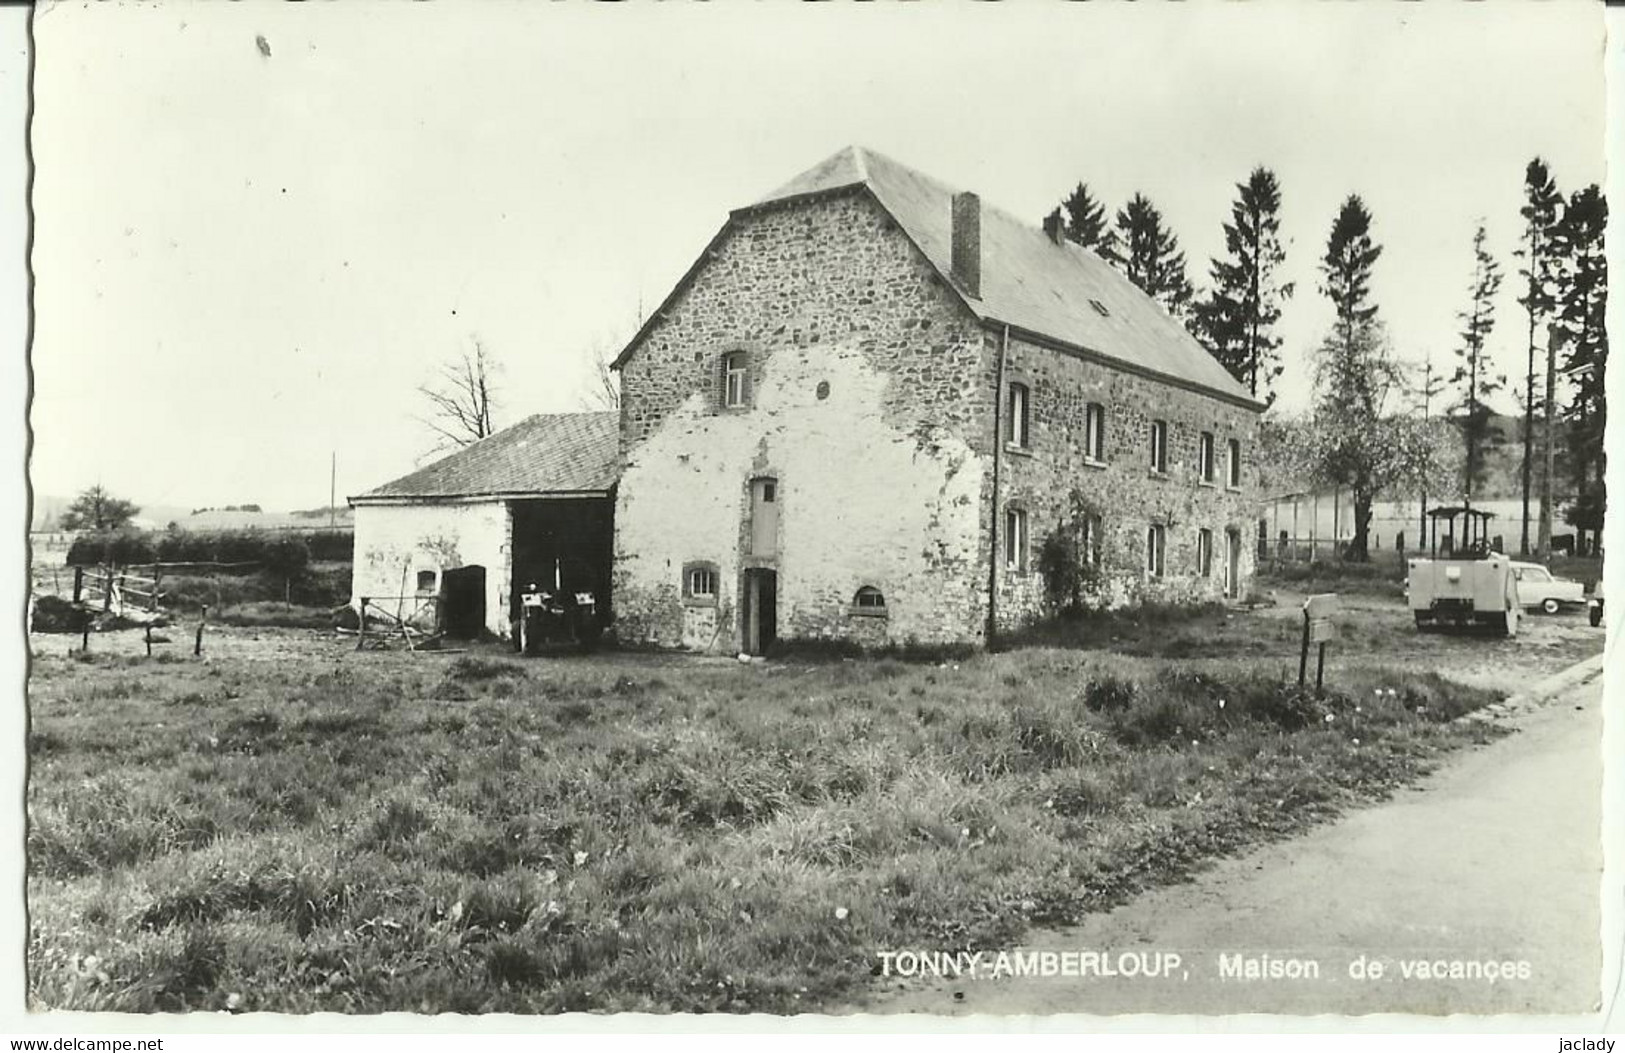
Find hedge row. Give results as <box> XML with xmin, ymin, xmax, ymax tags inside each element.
<box><xmin>64</xmin><ymin>529</ymin><xmax>353</xmax><ymax>573</ymax></box>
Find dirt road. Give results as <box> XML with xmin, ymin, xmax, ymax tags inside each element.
<box><xmin>868</xmin><ymin>661</ymin><xmax>1605</xmax><ymax>1017</ymax></box>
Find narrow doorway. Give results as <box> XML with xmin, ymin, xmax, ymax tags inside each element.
<box><xmin>742</xmin><ymin>568</ymin><xmax>778</xmax><ymax>655</ymax></box>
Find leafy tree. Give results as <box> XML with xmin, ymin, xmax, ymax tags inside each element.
<box><xmin>1552</xmin><ymin>184</ymin><xmax>1607</xmax><ymax>554</ymax></box>
<box><xmin>1306</xmin><ymin>197</ymin><xmax>1390</xmax><ymax>561</ymax></box>
<box><xmin>1289</xmin><ymin>329</ymin><xmax>1463</xmax><ymax>563</ymax></box>
<box><xmin>1450</xmin><ymin>222</ymin><xmax>1505</xmax><ymax>505</ymax></box>
<box><xmin>1108</xmin><ymin>193</ymin><xmax>1195</xmax><ymax>318</ymax></box>
<box><xmin>1048</xmin><ymin>182</ymin><xmax>1116</xmax><ymax>256</ymax></box>
<box><xmin>418</xmin><ymin>339</ymin><xmax>502</xmax><ymax>455</ymax></box>
<box><xmin>58</xmin><ymin>485</ymin><xmax>140</xmax><ymax>532</ymax></box>
<box><xmin>1514</xmin><ymin>158</ymin><xmax>1563</xmax><ymax>554</ymax></box>
<box><xmin>1193</xmin><ymin>167</ymin><xmax>1293</xmax><ymax>403</ymax></box>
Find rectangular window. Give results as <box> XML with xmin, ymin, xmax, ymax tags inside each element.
<box><xmin>1084</xmin><ymin>403</ymin><xmax>1106</xmax><ymax>462</ymax></box>
<box><xmin>682</xmin><ymin>568</ymin><xmax>715</xmax><ymax>601</ymax></box>
<box><xmin>1228</xmin><ymin>438</ymin><xmax>1242</xmax><ymax>488</ymax></box>
<box><xmin>1006</xmin><ymin>382</ymin><xmax>1030</xmax><ymax>449</ymax></box>
<box><xmin>1199</xmin><ymin>432</ymin><xmax>1216</xmax><ymax>483</ymax></box>
<box><xmin>1081</xmin><ymin>512</ymin><xmax>1103</xmax><ymax>566</ymax></box>
<box><xmin>1197</xmin><ymin>528</ymin><xmax>1213</xmax><ymax>578</ymax></box>
<box><xmin>416</xmin><ymin>570</ymin><xmax>437</xmax><ymax>593</ymax></box>
<box><xmin>1005</xmin><ymin>508</ymin><xmax>1028</xmax><ymax>572</ymax></box>
<box><xmin>723</xmin><ymin>352</ymin><xmax>747</xmax><ymax>408</ymax></box>
<box><xmin>1146</xmin><ymin>523</ymin><xmax>1166</xmax><ymax>579</ymax></box>
<box><xmin>1149</xmin><ymin>420</ymin><xmax>1168</xmax><ymax>474</ymax></box>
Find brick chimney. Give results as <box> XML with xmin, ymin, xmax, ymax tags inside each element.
<box><xmin>951</xmin><ymin>191</ymin><xmax>981</xmax><ymax>299</ymax></box>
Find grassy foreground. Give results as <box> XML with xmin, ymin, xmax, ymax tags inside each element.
<box><xmin>28</xmin><ymin>641</ymin><xmax>1505</xmax><ymax>1014</ymax></box>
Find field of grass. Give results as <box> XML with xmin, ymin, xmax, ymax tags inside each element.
<box><xmin>28</xmin><ymin>630</ymin><xmax>1513</xmax><ymax>1014</ymax></box>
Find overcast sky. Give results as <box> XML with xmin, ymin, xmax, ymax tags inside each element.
<box><xmin>26</xmin><ymin>1</ymin><xmax>1606</xmax><ymax>514</ymax></box>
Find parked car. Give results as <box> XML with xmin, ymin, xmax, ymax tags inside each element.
<box><xmin>1590</xmin><ymin>579</ymin><xmax>1604</xmax><ymax>628</ymax></box>
<box><xmin>1509</xmin><ymin>561</ymin><xmax>1586</xmax><ymax>614</ymax></box>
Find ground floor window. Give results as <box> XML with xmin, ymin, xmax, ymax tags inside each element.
<box><xmin>1197</xmin><ymin>528</ymin><xmax>1213</xmax><ymax>578</ymax></box>
<box><xmin>852</xmin><ymin>585</ymin><xmax>887</xmax><ymax>615</ymax></box>
<box><xmin>682</xmin><ymin>562</ymin><xmax>718</xmax><ymax>603</ymax></box>
<box><xmin>1146</xmin><ymin>523</ymin><xmax>1166</xmax><ymax>579</ymax></box>
<box><xmin>1005</xmin><ymin>508</ymin><xmax>1028</xmax><ymax>572</ymax></box>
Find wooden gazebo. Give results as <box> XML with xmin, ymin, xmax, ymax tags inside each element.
<box><xmin>1425</xmin><ymin>505</ymin><xmax>1497</xmax><ymax>558</ymax></box>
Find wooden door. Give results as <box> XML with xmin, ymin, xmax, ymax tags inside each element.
<box><xmin>750</xmin><ymin>478</ymin><xmax>778</xmax><ymax>557</ymax></box>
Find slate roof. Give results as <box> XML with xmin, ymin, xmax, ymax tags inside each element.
<box><xmin>617</xmin><ymin>146</ymin><xmax>1260</xmax><ymax>409</ymax></box>
<box><xmin>353</xmin><ymin>412</ymin><xmax>619</xmax><ymax>502</ymax></box>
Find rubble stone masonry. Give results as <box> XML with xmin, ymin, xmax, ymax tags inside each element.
<box><xmin>614</xmin><ymin>190</ymin><xmax>1258</xmax><ymax>650</ymax></box>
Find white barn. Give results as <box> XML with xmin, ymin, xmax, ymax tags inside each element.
<box><xmin>348</xmin><ymin>412</ymin><xmax>618</xmax><ymax>639</ymax></box>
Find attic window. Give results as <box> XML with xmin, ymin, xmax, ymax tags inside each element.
<box><xmin>1089</xmin><ymin>299</ymin><xmax>1111</xmax><ymax>317</ymax></box>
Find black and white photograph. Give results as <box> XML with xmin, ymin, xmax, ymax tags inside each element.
<box><xmin>8</xmin><ymin>0</ymin><xmax>1620</xmax><ymax>1040</ymax></box>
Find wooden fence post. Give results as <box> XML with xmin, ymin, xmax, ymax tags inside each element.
<box><xmin>145</xmin><ymin>624</ymin><xmax>153</xmax><ymax>657</ymax></box>
<box><xmin>356</xmin><ymin>598</ymin><xmax>368</xmax><ymax>652</ymax></box>
<box><xmin>194</xmin><ymin>604</ymin><xmax>208</xmax><ymax>656</ymax></box>
<box><xmin>73</xmin><ymin>566</ymin><xmax>83</xmax><ymax>605</ymax></box>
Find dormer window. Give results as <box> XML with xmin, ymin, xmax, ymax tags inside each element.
<box><xmin>722</xmin><ymin>351</ymin><xmax>748</xmax><ymax>409</ymax></box>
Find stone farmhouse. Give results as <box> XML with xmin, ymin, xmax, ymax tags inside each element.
<box><xmin>351</xmin><ymin>146</ymin><xmax>1264</xmax><ymax>651</ymax></box>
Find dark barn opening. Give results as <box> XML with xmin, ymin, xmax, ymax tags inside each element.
<box><xmin>439</xmin><ymin>565</ymin><xmax>487</xmax><ymax>639</ymax></box>
<box><xmin>508</xmin><ymin>494</ymin><xmax>615</xmax><ymax>628</ymax></box>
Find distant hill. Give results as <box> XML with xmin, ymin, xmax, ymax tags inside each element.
<box><xmin>29</xmin><ymin>495</ymin><xmax>352</xmax><ymax>533</ymax></box>
<box><xmin>1470</xmin><ymin>410</ymin><xmax>1575</xmax><ymax>501</ymax></box>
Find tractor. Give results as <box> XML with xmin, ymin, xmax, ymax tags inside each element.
<box><xmin>1406</xmin><ymin>506</ymin><xmax>1521</xmax><ymax>637</ymax></box>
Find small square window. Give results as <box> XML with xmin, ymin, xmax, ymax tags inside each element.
<box><xmin>682</xmin><ymin>562</ymin><xmax>719</xmax><ymax>604</ymax></box>
<box><xmin>416</xmin><ymin>570</ymin><xmax>437</xmax><ymax>593</ymax></box>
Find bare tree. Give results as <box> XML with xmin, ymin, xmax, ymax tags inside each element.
<box><xmin>583</xmin><ymin>340</ymin><xmax>621</xmax><ymax>412</ymax></box>
<box><xmin>418</xmin><ymin>340</ymin><xmax>501</xmax><ymax>453</ymax></box>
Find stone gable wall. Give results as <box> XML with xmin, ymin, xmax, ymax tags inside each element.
<box><xmin>614</xmin><ymin>193</ymin><xmax>994</xmax><ymax>651</ymax></box>
<box><xmin>613</xmin><ymin>190</ymin><xmax>1260</xmax><ymax>649</ymax></box>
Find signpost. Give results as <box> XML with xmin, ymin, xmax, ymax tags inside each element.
<box><xmin>1299</xmin><ymin>593</ymin><xmax>1340</xmax><ymax>690</ymax></box>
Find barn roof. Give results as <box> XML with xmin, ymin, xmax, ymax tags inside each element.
<box><xmin>615</xmin><ymin>146</ymin><xmax>1261</xmax><ymax>410</ymax></box>
<box><xmin>352</xmin><ymin>412</ymin><xmax>619</xmax><ymax>503</ymax></box>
